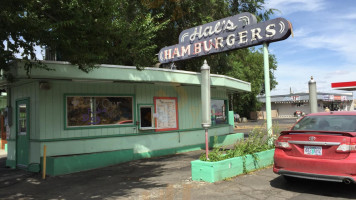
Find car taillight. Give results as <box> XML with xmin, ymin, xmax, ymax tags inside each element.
<box><xmin>275</xmin><ymin>141</ymin><xmax>291</xmax><ymax>150</ymax></box>
<box><xmin>336</xmin><ymin>143</ymin><xmax>356</xmax><ymax>153</ymax></box>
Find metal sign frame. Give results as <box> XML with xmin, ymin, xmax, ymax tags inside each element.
<box><xmin>158</xmin><ymin>14</ymin><xmax>291</xmax><ymax>64</ymax></box>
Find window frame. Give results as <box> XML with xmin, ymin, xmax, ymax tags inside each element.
<box><xmin>138</xmin><ymin>104</ymin><xmax>155</xmax><ymax>130</ymax></box>
<box><xmin>211</xmin><ymin>98</ymin><xmax>229</xmax><ymax>126</ymax></box>
<box><xmin>64</xmin><ymin>94</ymin><xmax>136</xmax><ymax>130</ymax></box>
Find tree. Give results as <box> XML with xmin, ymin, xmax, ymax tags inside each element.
<box><xmin>226</xmin><ymin>48</ymin><xmax>278</xmax><ymax>118</ymax></box>
<box><xmin>1</xmin><ymin>0</ymin><xmax>278</xmax><ymax>117</ymax></box>
<box><xmin>1</xmin><ymin>0</ymin><xmax>167</xmax><ymax>72</ymax></box>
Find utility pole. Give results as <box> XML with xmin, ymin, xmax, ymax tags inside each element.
<box><xmin>263</xmin><ymin>43</ymin><xmax>273</xmax><ymax>140</ymax></box>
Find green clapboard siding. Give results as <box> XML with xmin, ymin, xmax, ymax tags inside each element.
<box><xmin>37</xmin><ymin>126</ymin><xmax>230</xmax><ymax>157</ymax></box>
<box><xmin>39</xmin><ymin>81</ymin><xmax>138</xmax><ymax>140</ymax></box>
<box><xmin>10</xmin><ymin>80</ymin><xmax>230</xmax><ymax>142</ymax></box>
<box><xmin>6</xmin><ymin>159</ymin><xmax>16</xmax><ymax>168</ymax></box>
<box><xmin>44</xmin><ymin>149</ymin><xmax>134</xmax><ymax>176</ymax></box>
<box><xmin>10</xmin><ymin>82</ymin><xmax>39</xmax><ymax>140</ymax></box>
<box><xmin>7</xmin><ymin>81</ymin><xmax>234</xmax><ymax>171</ymax></box>
<box><xmin>43</xmin><ymin>144</ymin><xmax>207</xmax><ymax>176</ymax></box>
<box><xmin>36</xmin><ymin>81</ymin><xmax>229</xmax><ymax>140</ymax></box>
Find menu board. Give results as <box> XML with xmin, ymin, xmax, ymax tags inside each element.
<box><xmin>154</xmin><ymin>97</ymin><xmax>178</xmax><ymax>132</ymax></box>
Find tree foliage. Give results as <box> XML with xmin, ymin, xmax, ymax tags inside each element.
<box><xmin>1</xmin><ymin>0</ymin><xmax>279</xmax><ymax>117</ymax></box>
<box><xmin>1</xmin><ymin>0</ymin><xmax>167</xmax><ymax>72</ymax></box>
<box><xmin>227</xmin><ymin>47</ymin><xmax>278</xmax><ymax>117</ymax></box>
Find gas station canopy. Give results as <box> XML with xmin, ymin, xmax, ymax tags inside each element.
<box><xmin>331</xmin><ymin>81</ymin><xmax>356</xmax><ymax>91</ymax></box>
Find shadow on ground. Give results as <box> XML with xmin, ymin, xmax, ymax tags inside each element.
<box><xmin>270</xmin><ymin>175</ymin><xmax>356</xmax><ymax>199</ymax></box>
<box><xmin>0</xmin><ymin>152</ymin><xmax>200</xmax><ymax>200</ymax></box>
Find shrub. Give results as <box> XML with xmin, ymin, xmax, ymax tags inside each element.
<box><xmin>200</xmin><ymin>125</ymin><xmax>279</xmax><ymax>162</ymax></box>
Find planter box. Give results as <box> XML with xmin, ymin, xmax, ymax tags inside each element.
<box><xmin>191</xmin><ymin>149</ymin><xmax>275</xmax><ymax>183</ymax></box>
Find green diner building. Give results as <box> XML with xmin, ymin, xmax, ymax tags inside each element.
<box><xmin>2</xmin><ymin>60</ymin><xmax>250</xmax><ymax>175</ymax></box>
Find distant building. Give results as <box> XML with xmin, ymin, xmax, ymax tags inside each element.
<box><xmin>44</xmin><ymin>47</ymin><xmax>64</xmax><ymax>61</ymax></box>
<box><xmin>331</xmin><ymin>81</ymin><xmax>356</xmax><ymax>111</ymax></box>
<box><xmin>257</xmin><ymin>92</ymin><xmax>354</xmax><ymax>118</ymax></box>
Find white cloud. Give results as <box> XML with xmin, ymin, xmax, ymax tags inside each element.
<box><xmin>293</xmin><ymin>31</ymin><xmax>356</xmax><ymax>64</ymax></box>
<box><xmin>338</xmin><ymin>13</ymin><xmax>356</xmax><ymax>20</ymax></box>
<box><xmin>279</xmin><ymin>9</ymin><xmax>356</xmax><ymax>64</ymax></box>
<box><xmin>325</xmin><ymin>70</ymin><xmax>350</xmax><ymax>77</ymax></box>
<box><xmin>291</xmin><ymin>28</ymin><xmax>310</xmax><ymax>38</ymax></box>
<box><xmin>271</xmin><ymin>62</ymin><xmax>356</xmax><ymax>95</ymax></box>
<box><xmin>266</xmin><ymin>0</ymin><xmax>326</xmax><ymax>15</ymax></box>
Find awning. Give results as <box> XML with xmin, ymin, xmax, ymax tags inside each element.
<box><xmin>3</xmin><ymin>60</ymin><xmax>251</xmax><ymax>93</ymax></box>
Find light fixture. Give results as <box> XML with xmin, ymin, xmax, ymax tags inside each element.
<box><xmin>39</xmin><ymin>81</ymin><xmax>50</xmax><ymax>90</ymax></box>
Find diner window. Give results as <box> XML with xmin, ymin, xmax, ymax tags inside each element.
<box><xmin>211</xmin><ymin>99</ymin><xmax>227</xmax><ymax>125</ymax></box>
<box><xmin>66</xmin><ymin>96</ymin><xmax>133</xmax><ymax>127</ymax></box>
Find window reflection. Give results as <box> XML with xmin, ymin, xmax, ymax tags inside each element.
<box><xmin>66</xmin><ymin>96</ymin><xmax>133</xmax><ymax>127</ymax></box>
<box><xmin>18</xmin><ymin>104</ymin><xmax>27</xmax><ymax>134</ymax></box>
<box><xmin>211</xmin><ymin>99</ymin><xmax>227</xmax><ymax>125</ymax></box>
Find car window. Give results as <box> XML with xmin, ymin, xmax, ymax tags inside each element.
<box><xmin>292</xmin><ymin>115</ymin><xmax>356</xmax><ymax>132</ymax></box>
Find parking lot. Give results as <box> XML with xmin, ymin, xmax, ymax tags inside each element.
<box><xmin>1</xmin><ymin>118</ymin><xmax>355</xmax><ymax>200</ymax></box>
<box><xmin>234</xmin><ymin>118</ymin><xmax>297</xmax><ymax>137</ymax></box>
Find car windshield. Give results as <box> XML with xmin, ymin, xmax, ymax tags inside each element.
<box><xmin>292</xmin><ymin>115</ymin><xmax>356</xmax><ymax>132</ymax></box>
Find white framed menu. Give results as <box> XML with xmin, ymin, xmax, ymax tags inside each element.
<box><xmin>154</xmin><ymin>97</ymin><xmax>179</xmax><ymax>132</ymax></box>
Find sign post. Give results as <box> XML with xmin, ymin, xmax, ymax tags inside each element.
<box><xmin>263</xmin><ymin>43</ymin><xmax>273</xmax><ymax>142</ymax></box>
<box><xmin>158</xmin><ymin>12</ymin><xmax>292</xmax><ymax>149</ymax></box>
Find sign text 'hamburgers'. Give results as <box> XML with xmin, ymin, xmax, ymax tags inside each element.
<box><xmin>158</xmin><ymin>13</ymin><xmax>291</xmax><ymax>64</ymax></box>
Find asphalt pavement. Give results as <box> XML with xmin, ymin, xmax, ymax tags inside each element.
<box><xmin>0</xmin><ymin>118</ymin><xmax>355</xmax><ymax>200</ymax></box>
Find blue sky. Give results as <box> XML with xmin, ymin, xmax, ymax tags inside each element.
<box><xmin>265</xmin><ymin>0</ymin><xmax>356</xmax><ymax>96</ymax></box>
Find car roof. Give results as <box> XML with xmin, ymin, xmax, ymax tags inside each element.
<box><xmin>307</xmin><ymin>111</ymin><xmax>356</xmax><ymax>116</ymax></box>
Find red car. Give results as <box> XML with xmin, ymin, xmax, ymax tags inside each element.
<box><xmin>273</xmin><ymin>111</ymin><xmax>356</xmax><ymax>184</ymax></box>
